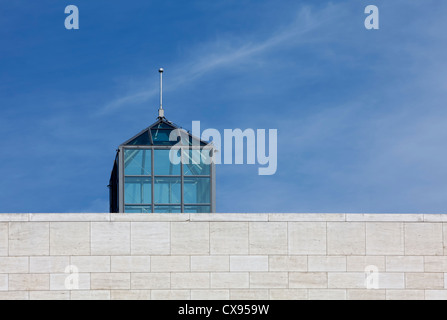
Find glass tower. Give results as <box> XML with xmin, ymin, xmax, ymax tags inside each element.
<box><xmin>109</xmin><ymin>118</ymin><xmax>216</xmax><ymax>213</ymax></box>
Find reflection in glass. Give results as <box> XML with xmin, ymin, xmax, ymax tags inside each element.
<box><xmin>184</xmin><ymin>205</ymin><xmax>211</xmax><ymax>213</ymax></box>
<box><xmin>154</xmin><ymin>149</ymin><xmax>181</xmax><ymax>175</ymax></box>
<box><xmin>126</xmin><ymin>132</ymin><xmax>151</xmax><ymax>146</ymax></box>
<box><xmin>124</xmin><ymin>149</ymin><xmax>151</xmax><ymax>175</ymax></box>
<box><xmin>183</xmin><ymin>149</ymin><xmax>211</xmax><ymax>176</ymax></box>
<box><xmin>125</xmin><ymin>205</ymin><xmax>152</xmax><ymax>213</ymax></box>
<box><xmin>151</xmin><ymin>129</ymin><xmax>174</xmax><ymax>145</ymax></box>
<box><xmin>125</xmin><ymin>177</ymin><xmax>151</xmax><ymax>204</ymax></box>
<box><xmin>184</xmin><ymin>177</ymin><xmax>210</xmax><ymax>204</ymax></box>
<box><xmin>154</xmin><ymin>177</ymin><xmax>181</xmax><ymax>204</ymax></box>
<box><xmin>154</xmin><ymin>205</ymin><xmax>182</xmax><ymax>213</ymax></box>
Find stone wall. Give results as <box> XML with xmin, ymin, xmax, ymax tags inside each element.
<box><xmin>0</xmin><ymin>213</ymin><xmax>446</xmax><ymax>300</ymax></box>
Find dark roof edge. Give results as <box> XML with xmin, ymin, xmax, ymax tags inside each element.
<box><xmin>118</xmin><ymin>118</ymin><xmax>210</xmax><ymax>147</ymax></box>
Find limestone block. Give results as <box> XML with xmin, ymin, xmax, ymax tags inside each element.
<box><xmin>0</xmin><ymin>214</ymin><xmax>28</xmax><ymax>222</ymax></box>
<box><xmin>385</xmin><ymin>256</ymin><xmax>424</xmax><ymax>272</ymax></box>
<box><xmin>70</xmin><ymin>256</ymin><xmax>110</xmax><ymax>273</ymax></box>
<box><xmin>366</xmin><ymin>223</ymin><xmax>404</xmax><ymax>255</ymax></box>
<box><xmin>328</xmin><ymin>272</ymin><xmax>365</xmax><ymax>289</ymax></box>
<box><xmin>131</xmin><ymin>222</ymin><xmax>170</xmax><ymax>255</ymax></box>
<box><xmin>268</xmin><ymin>256</ymin><xmax>307</xmax><ymax>272</ymax></box>
<box><xmin>211</xmin><ymin>272</ymin><xmax>249</xmax><ymax>289</ymax></box>
<box><xmin>111</xmin><ymin>290</ymin><xmax>151</xmax><ymax>300</ymax></box>
<box><xmin>30</xmin><ymin>256</ymin><xmax>70</xmax><ymax>273</ymax></box>
<box><xmin>111</xmin><ymin>256</ymin><xmax>150</xmax><ymax>273</ymax></box>
<box><xmin>308</xmin><ymin>256</ymin><xmax>346</xmax><ymax>272</ymax></box>
<box><xmin>191</xmin><ymin>256</ymin><xmax>229</xmax><ymax>272</ymax></box>
<box><xmin>90</xmin><ymin>273</ymin><xmax>130</xmax><ymax>290</ymax></box>
<box><xmin>346</xmin><ymin>289</ymin><xmax>385</xmax><ymax>300</ymax></box>
<box><xmin>151</xmin><ymin>290</ymin><xmax>190</xmax><ymax>300</ymax></box>
<box><xmin>70</xmin><ymin>290</ymin><xmax>110</xmax><ymax>300</ymax></box>
<box><xmin>230</xmin><ymin>289</ymin><xmax>269</xmax><ymax>300</ymax></box>
<box><xmin>346</xmin><ymin>256</ymin><xmax>385</xmax><ymax>272</ymax></box>
<box><xmin>0</xmin><ymin>274</ymin><xmax>7</xmax><ymax>291</ymax></box>
<box><xmin>249</xmin><ymin>222</ymin><xmax>287</xmax><ymax>254</ymax></box>
<box><xmin>0</xmin><ymin>291</ymin><xmax>28</xmax><ymax>300</ymax></box>
<box><xmin>346</xmin><ymin>214</ymin><xmax>422</xmax><ymax>222</ymax></box>
<box><xmin>404</xmin><ymin>223</ymin><xmax>443</xmax><ymax>255</ymax></box>
<box><xmin>425</xmin><ymin>256</ymin><xmax>447</xmax><ymax>272</ymax></box>
<box><xmin>50</xmin><ymin>273</ymin><xmax>90</xmax><ymax>290</ymax></box>
<box><xmin>151</xmin><ymin>256</ymin><xmax>190</xmax><ymax>272</ymax></box>
<box><xmin>112</xmin><ymin>213</ymin><xmax>188</xmax><ymax>222</ymax></box>
<box><xmin>91</xmin><ymin>222</ymin><xmax>131</xmax><ymax>255</ymax></box>
<box><xmin>191</xmin><ymin>213</ymin><xmax>268</xmax><ymax>222</ymax></box>
<box><xmin>405</xmin><ymin>273</ymin><xmax>444</xmax><ymax>289</ymax></box>
<box><xmin>249</xmin><ymin>272</ymin><xmax>288</xmax><ymax>288</ymax></box>
<box><xmin>131</xmin><ymin>273</ymin><xmax>170</xmax><ymax>290</ymax></box>
<box><xmin>0</xmin><ymin>257</ymin><xmax>29</xmax><ymax>273</ymax></box>
<box><xmin>210</xmin><ymin>222</ymin><xmax>248</xmax><ymax>255</ymax></box>
<box><xmin>269</xmin><ymin>289</ymin><xmax>307</xmax><ymax>300</ymax></box>
<box><xmin>9</xmin><ymin>274</ymin><xmax>49</xmax><ymax>291</ymax></box>
<box><xmin>444</xmin><ymin>223</ymin><xmax>447</xmax><ymax>255</ymax></box>
<box><xmin>307</xmin><ymin>289</ymin><xmax>346</xmax><ymax>300</ymax></box>
<box><xmin>376</xmin><ymin>273</ymin><xmax>405</xmax><ymax>289</ymax></box>
<box><xmin>9</xmin><ymin>222</ymin><xmax>49</xmax><ymax>256</ymax></box>
<box><xmin>423</xmin><ymin>214</ymin><xmax>447</xmax><ymax>222</ymax></box>
<box><xmin>289</xmin><ymin>272</ymin><xmax>327</xmax><ymax>288</ymax></box>
<box><xmin>386</xmin><ymin>290</ymin><xmax>425</xmax><ymax>300</ymax></box>
<box><xmin>425</xmin><ymin>290</ymin><xmax>447</xmax><ymax>300</ymax></box>
<box><xmin>327</xmin><ymin>222</ymin><xmax>365</xmax><ymax>255</ymax></box>
<box><xmin>288</xmin><ymin>222</ymin><xmax>326</xmax><ymax>255</ymax></box>
<box><xmin>171</xmin><ymin>222</ymin><xmax>209</xmax><ymax>255</ymax></box>
<box><xmin>30</xmin><ymin>213</ymin><xmax>109</xmax><ymax>222</ymax></box>
<box><xmin>29</xmin><ymin>291</ymin><xmax>69</xmax><ymax>300</ymax></box>
<box><xmin>0</xmin><ymin>223</ymin><xmax>7</xmax><ymax>256</ymax></box>
<box><xmin>230</xmin><ymin>256</ymin><xmax>268</xmax><ymax>272</ymax></box>
<box><xmin>171</xmin><ymin>272</ymin><xmax>209</xmax><ymax>289</ymax></box>
<box><xmin>191</xmin><ymin>290</ymin><xmax>230</xmax><ymax>300</ymax></box>
<box><xmin>50</xmin><ymin>222</ymin><xmax>90</xmax><ymax>255</ymax></box>
<box><xmin>269</xmin><ymin>214</ymin><xmax>345</xmax><ymax>222</ymax></box>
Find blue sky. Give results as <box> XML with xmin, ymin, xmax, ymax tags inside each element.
<box><xmin>1</xmin><ymin>0</ymin><xmax>447</xmax><ymax>213</ymax></box>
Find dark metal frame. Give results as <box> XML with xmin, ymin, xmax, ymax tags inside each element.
<box><xmin>110</xmin><ymin>118</ymin><xmax>216</xmax><ymax>213</ymax></box>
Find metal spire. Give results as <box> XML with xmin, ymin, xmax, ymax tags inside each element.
<box><xmin>158</xmin><ymin>68</ymin><xmax>164</xmax><ymax>118</ymax></box>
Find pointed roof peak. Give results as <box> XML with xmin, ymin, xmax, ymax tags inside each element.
<box><xmin>120</xmin><ymin>118</ymin><xmax>209</xmax><ymax>147</ymax></box>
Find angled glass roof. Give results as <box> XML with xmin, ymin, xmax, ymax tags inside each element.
<box><xmin>126</xmin><ymin>131</ymin><xmax>151</xmax><ymax>146</ymax></box>
<box><xmin>121</xmin><ymin>118</ymin><xmax>208</xmax><ymax>147</ymax></box>
<box><xmin>152</xmin><ymin>122</ymin><xmax>175</xmax><ymax>129</ymax></box>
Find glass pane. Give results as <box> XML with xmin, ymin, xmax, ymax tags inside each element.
<box><xmin>152</xmin><ymin>122</ymin><xmax>175</xmax><ymax>129</ymax></box>
<box><xmin>184</xmin><ymin>177</ymin><xmax>210</xmax><ymax>204</ymax></box>
<box><xmin>151</xmin><ymin>129</ymin><xmax>176</xmax><ymax>145</ymax></box>
<box><xmin>125</xmin><ymin>177</ymin><xmax>151</xmax><ymax>204</ymax></box>
<box><xmin>184</xmin><ymin>205</ymin><xmax>211</xmax><ymax>213</ymax></box>
<box><xmin>126</xmin><ymin>131</ymin><xmax>151</xmax><ymax>145</ymax></box>
<box><xmin>183</xmin><ymin>149</ymin><xmax>211</xmax><ymax>176</ymax></box>
<box><xmin>154</xmin><ymin>177</ymin><xmax>181</xmax><ymax>204</ymax></box>
<box><xmin>191</xmin><ymin>136</ymin><xmax>208</xmax><ymax>146</ymax></box>
<box><xmin>154</xmin><ymin>149</ymin><xmax>181</xmax><ymax>175</ymax></box>
<box><xmin>125</xmin><ymin>205</ymin><xmax>152</xmax><ymax>213</ymax></box>
<box><xmin>154</xmin><ymin>205</ymin><xmax>181</xmax><ymax>213</ymax></box>
<box><xmin>124</xmin><ymin>149</ymin><xmax>151</xmax><ymax>175</ymax></box>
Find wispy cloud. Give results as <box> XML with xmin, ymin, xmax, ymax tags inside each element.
<box><xmin>98</xmin><ymin>4</ymin><xmax>342</xmax><ymax>115</ymax></box>
<box><xmin>98</xmin><ymin>88</ymin><xmax>158</xmax><ymax>115</ymax></box>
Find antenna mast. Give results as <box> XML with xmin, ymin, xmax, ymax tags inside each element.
<box><xmin>158</xmin><ymin>68</ymin><xmax>164</xmax><ymax>118</ymax></box>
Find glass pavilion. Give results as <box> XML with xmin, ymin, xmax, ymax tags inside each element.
<box><xmin>109</xmin><ymin>118</ymin><xmax>216</xmax><ymax>213</ymax></box>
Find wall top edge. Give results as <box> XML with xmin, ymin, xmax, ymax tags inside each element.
<box><xmin>0</xmin><ymin>213</ymin><xmax>445</xmax><ymax>222</ymax></box>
